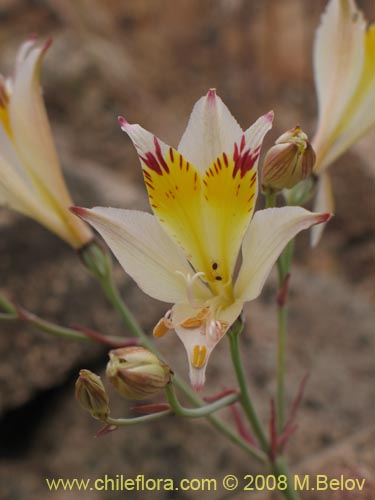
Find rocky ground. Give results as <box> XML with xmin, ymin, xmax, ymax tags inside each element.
<box><xmin>0</xmin><ymin>1</ymin><xmax>374</xmax><ymax>499</ymax></box>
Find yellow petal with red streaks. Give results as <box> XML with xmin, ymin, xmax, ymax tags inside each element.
<box><xmin>119</xmin><ymin>118</ymin><xmax>206</xmax><ymax>272</ymax></box>
<box><xmin>201</xmin><ymin>112</ymin><xmax>273</xmax><ymax>282</ymax></box>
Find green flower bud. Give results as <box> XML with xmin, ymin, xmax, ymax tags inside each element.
<box><xmin>75</xmin><ymin>369</ymin><xmax>110</xmax><ymax>420</ymax></box>
<box><xmin>262</xmin><ymin>126</ymin><xmax>315</xmax><ymax>192</ymax></box>
<box><xmin>106</xmin><ymin>347</ymin><xmax>172</xmax><ymax>400</ymax></box>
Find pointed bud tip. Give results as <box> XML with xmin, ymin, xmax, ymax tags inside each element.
<box><xmin>207</xmin><ymin>88</ymin><xmax>217</xmax><ymax>101</ymax></box>
<box><xmin>266</xmin><ymin>110</ymin><xmax>274</xmax><ymax>122</ymax></box>
<box><xmin>317</xmin><ymin>212</ymin><xmax>333</xmax><ymax>224</ymax></box>
<box><xmin>118</xmin><ymin>116</ymin><xmax>128</xmax><ymax>128</ymax></box>
<box><xmin>70</xmin><ymin>206</ymin><xmax>88</xmax><ymax>219</ymax></box>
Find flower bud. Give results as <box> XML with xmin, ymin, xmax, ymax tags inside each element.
<box><xmin>262</xmin><ymin>126</ymin><xmax>315</xmax><ymax>192</ymax></box>
<box><xmin>106</xmin><ymin>346</ymin><xmax>172</xmax><ymax>400</ymax></box>
<box><xmin>75</xmin><ymin>369</ymin><xmax>110</xmax><ymax>420</ymax></box>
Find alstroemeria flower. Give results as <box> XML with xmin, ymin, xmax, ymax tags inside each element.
<box><xmin>311</xmin><ymin>0</ymin><xmax>375</xmax><ymax>245</ymax></box>
<box><xmin>0</xmin><ymin>39</ymin><xmax>92</xmax><ymax>248</ymax></box>
<box><xmin>74</xmin><ymin>90</ymin><xmax>330</xmax><ymax>389</ymax></box>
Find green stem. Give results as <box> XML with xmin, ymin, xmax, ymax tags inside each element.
<box><xmin>272</xmin><ymin>457</ymin><xmax>300</xmax><ymax>500</ymax></box>
<box><xmin>228</xmin><ymin>319</ymin><xmax>269</xmax><ymax>453</ymax></box>
<box><xmin>165</xmin><ymin>384</ymin><xmax>239</xmax><ymax>418</ymax></box>
<box><xmin>276</xmin><ymin>240</ymin><xmax>294</xmax><ymax>434</ymax></box>
<box><xmin>276</xmin><ymin>295</ymin><xmax>287</xmax><ymax>433</ymax></box>
<box><xmin>106</xmin><ymin>411</ymin><xmax>172</xmax><ymax>426</ymax></box>
<box><xmin>18</xmin><ymin>313</ymin><xmax>92</xmax><ymax>342</ymax></box>
<box><xmin>0</xmin><ymin>312</ymin><xmax>17</xmax><ymax>321</ymax></box>
<box><xmin>265</xmin><ymin>189</ymin><xmax>295</xmax><ymax>434</ymax></box>
<box><xmin>0</xmin><ymin>295</ymin><xmax>16</xmax><ymax>314</ymax></box>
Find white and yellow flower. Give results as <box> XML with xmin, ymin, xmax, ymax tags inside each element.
<box><xmin>311</xmin><ymin>0</ymin><xmax>375</xmax><ymax>245</ymax></box>
<box><xmin>74</xmin><ymin>90</ymin><xmax>330</xmax><ymax>389</ymax></box>
<box><xmin>0</xmin><ymin>38</ymin><xmax>92</xmax><ymax>248</ymax></box>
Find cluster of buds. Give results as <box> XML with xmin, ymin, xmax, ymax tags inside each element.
<box><xmin>75</xmin><ymin>347</ymin><xmax>172</xmax><ymax>420</ymax></box>
<box><xmin>261</xmin><ymin>126</ymin><xmax>315</xmax><ymax>193</ymax></box>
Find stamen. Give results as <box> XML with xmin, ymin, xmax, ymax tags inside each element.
<box><xmin>207</xmin><ymin>320</ymin><xmax>225</xmax><ymax>341</ymax></box>
<box><xmin>181</xmin><ymin>317</ymin><xmax>202</xmax><ymax>329</ymax></box>
<box><xmin>191</xmin><ymin>345</ymin><xmax>207</xmax><ymax>369</ymax></box>
<box><xmin>176</xmin><ymin>270</ymin><xmax>206</xmax><ymax>308</ymax></box>
<box><xmin>153</xmin><ymin>318</ymin><xmax>169</xmax><ymax>338</ymax></box>
<box><xmin>180</xmin><ymin>307</ymin><xmax>210</xmax><ymax>329</ymax></box>
<box><xmin>163</xmin><ymin>309</ymin><xmax>173</xmax><ymax>329</ymax></box>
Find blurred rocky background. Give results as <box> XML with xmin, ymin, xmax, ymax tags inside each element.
<box><xmin>0</xmin><ymin>0</ymin><xmax>374</xmax><ymax>499</ymax></box>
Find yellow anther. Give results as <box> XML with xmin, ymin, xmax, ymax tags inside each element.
<box><xmin>153</xmin><ymin>317</ymin><xmax>170</xmax><ymax>338</ymax></box>
<box><xmin>219</xmin><ymin>320</ymin><xmax>229</xmax><ymax>331</ymax></box>
<box><xmin>180</xmin><ymin>317</ymin><xmax>202</xmax><ymax>329</ymax></box>
<box><xmin>180</xmin><ymin>307</ymin><xmax>210</xmax><ymax>329</ymax></box>
<box><xmin>196</xmin><ymin>307</ymin><xmax>210</xmax><ymax>320</ymax></box>
<box><xmin>191</xmin><ymin>345</ymin><xmax>207</xmax><ymax>369</ymax></box>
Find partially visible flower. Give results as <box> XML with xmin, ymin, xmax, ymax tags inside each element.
<box><xmin>261</xmin><ymin>126</ymin><xmax>315</xmax><ymax>192</ymax></box>
<box><xmin>75</xmin><ymin>369</ymin><xmax>110</xmax><ymax>420</ymax></box>
<box><xmin>311</xmin><ymin>0</ymin><xmax>375</xmax><ymax>245</ymax></box>
<box><xmin>106</xmin><ymin>347</ymin><xmax>172</xmax><ymax>400</ymax></box>
<box><xmin>0</xmin><ymin>38</ymin><xmax>92</xmax><ymax>248</ymax></box>
<box><xmin>72</xmin><ymin>90</ymin><xmax>330</xmax><ymax>389</ymax></box>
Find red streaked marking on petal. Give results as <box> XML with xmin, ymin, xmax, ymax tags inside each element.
<box><xmin>141</xmin><ymin>152</ymin><xmax>163</xmax><ymax>175</ymax></box>
<box><xmin>223</xmin><ymin>152</ymin><xmax>229</xmax><ymax>167</ymax></box>
<box><xmin>232</xmin><ymin>142</ymin><xmax>261</xmax><ymax>179</ymax></box>
<box><xmin>240</xmin><ymin>134</ymin><xmax>246</xmax><ymax>152</ymax></box>
<box><xmin>169</xmin><ymin>147</ymin><xmax>174</xmax><ymax>162</ymax></box>
<box><xmin>154</xmin><ymin>136</ymin><xmax>170</xmax><ymax>173</ymax></box>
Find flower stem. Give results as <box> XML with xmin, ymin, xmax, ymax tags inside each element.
<box><xmin>0</xmin><ymin>295</ymin><xmax>16</xmax><ymax>314</ymax></box>
<box><xmin>276</xmin><ymin>294</ymin><xmax>287</xmax><ymax>433</ymax></box>
<box><xmin>228</xmin><ymin>319</ymin><xmax>269</xmax><ymax>453</ymax></box>
<box><xmin>272</xmin><ymin>457</ymin><xmax>300</xmax><ymax>500</ymax></box>
<box><xmin>106</xmin><ymin>411</ymin><xmax>172</xmax><ymax>426</ymax></box>
<box><xmin>165</xmin><ymin>384</ymin><xmax>239</xmax><ymax>418</ymax></box>
<box><xmin>265</xmin><ymin>190</ymin><xmax>295</xmax><ymax>434</ymax></box>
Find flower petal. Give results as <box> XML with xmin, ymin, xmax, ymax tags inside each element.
<box><xmin>177</xmin><ymin>89</ymin><xmax>243</xmax><ymax>174</ymax></box>
<box><xmin>119</xmin><ymin>117</ymin><xmax>208</xmax><ymax>274</ymax></box>
<box><xmin>73</xmin><ymin>206</ymin><xmax>202</xmax><ymax>304</ymax></box>
<box><xmin>200</xmin><ymin>112</ymin><xmax>273</xmax><ymax>281</ymax></box>
<box><xmin>0</xmin><ymin>153</ymin><xmax>74</xmax><ymax>241</ymax></box>
<box><xmin>318</xmin><ymin>23</ymin><xmax>375</xmax><ymax>169</ymax></box>
<box><xmin>235</xmin><ymin>207</ymin><xmax>332</xmax><ymax>301</ymax></box>
<box><xmin>311</xmin><ymin>173</ymin><xmax>335</xmax><ymax>247</ymax></box>
<box><xmin>9</xmin><ymin>40</ymin><xmax>74</xmax><ymax>207</ymax></box>
<box><xmin>313</xmin><ymin>0</ymin><xmax>367</xmax><ymax>169</ymax></box>
<box><xmin>172</xmin><ymin>300</ymin><xmax>243</xmax><ymax>389</ymax></box>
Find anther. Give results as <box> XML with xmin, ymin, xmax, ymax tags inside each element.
<box><xmin>180</xmin><ymin>307</ymin><xmax>210</xmax><ymax>329</ymax></box>
<box><xmin>152</xmin><ymin>317</ymin><xmax>171</xmax><ymax>339</ymax></box>
<box><xmin>191</xmin><ymin>345</ymin><xmax>207</xmax><ymax>369</ymax></box>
